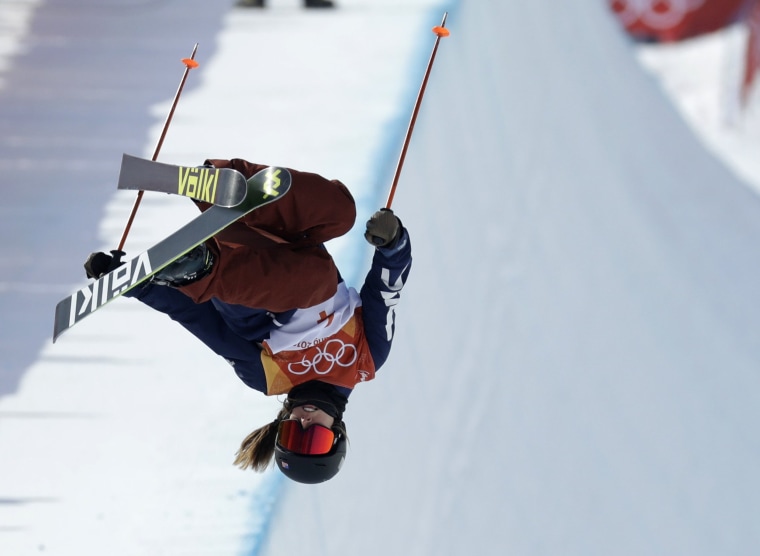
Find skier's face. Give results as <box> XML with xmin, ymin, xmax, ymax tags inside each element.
<box><xmin>288</xmin><ymin>404</ymin><xmax>335</xmax><ymax>430</ymax></box>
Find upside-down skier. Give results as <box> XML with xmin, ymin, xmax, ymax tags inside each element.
<box><xmin>84</xmin><ymin>158</ymin><xmax>412</xmax><ymax>484</ymax></box>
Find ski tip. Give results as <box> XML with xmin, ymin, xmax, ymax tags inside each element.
<box><xmin>432</xmin><ymin>26</ymin><xmax>450</xmax><ymax>38</ymax></box>
<box><xmin>182</xmin><ymin>58</ymin><xmax>200</xmax><ymax>69</ymax></box>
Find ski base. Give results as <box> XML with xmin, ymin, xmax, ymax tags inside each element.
<box><xmin>53</xmin><ymin>166</ymin><xmax>292</xmax><ymax>341</ymax></box>
<box><xmin>118</xmin><ymin>154</ymin><xmax>248</xmax><ymax>208</ymax></box>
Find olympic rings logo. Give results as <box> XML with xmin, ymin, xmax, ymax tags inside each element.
<box><xmin>610</xmin><ymin>0</ymin><xmax>706</xmax><ymax>30</ymax></box>
<box><xmin>287</xmin><ymin>339</ymin><xmax>359</xmax><ymax>375</ymax></box>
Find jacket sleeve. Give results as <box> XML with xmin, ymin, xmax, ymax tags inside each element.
<box><xmin>359</xmin><ymin>228</ymin><xmax>412</xmax><ymax>370</ymax></box>
<box><xmin>125</xmin><ymin>282</ymin><xmax>269</xmax><ymax>393</ymax></box>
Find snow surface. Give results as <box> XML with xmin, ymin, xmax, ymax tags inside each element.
<box><xmin>2</xmin><ymin>0</ymin><xmax>760</xmax><ymax>555</ymax></box>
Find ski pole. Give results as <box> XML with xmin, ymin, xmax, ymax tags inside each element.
<box><xmin>117</xmin><ymin>44</ymin><xmax>200</xmax><ymax>252</ymax></box>
<box><xmin>385</xmin><ymin>13</ymin><xmax>450</xmax><ymax>209</ymax></box>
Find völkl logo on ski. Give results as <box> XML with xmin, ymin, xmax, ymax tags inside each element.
<box><xmin>178</xmin><ymin>166</ymin><xmax>220</xmax><ymax>204</ymax></box>
<box><xmin>66</xmin><ymin>252</ymin><xmax>154</xmax><ymax>327</ymax></box>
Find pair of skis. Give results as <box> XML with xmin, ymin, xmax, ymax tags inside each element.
<box><xmin>52</xmin><ymin>157</ymin><xmax>291</xmax><ymax>341</ymax></box>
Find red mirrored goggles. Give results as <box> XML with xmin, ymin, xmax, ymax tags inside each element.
<box><xmin>276</xmin><ymin>420</ymin><xmax>337</xmax><ymax>456</ymax></box>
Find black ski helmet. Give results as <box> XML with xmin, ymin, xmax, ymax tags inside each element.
<box><xmin>274</xmin><ymin>435</ymin><xmax>347</xmax><ymax>484</ymax></box>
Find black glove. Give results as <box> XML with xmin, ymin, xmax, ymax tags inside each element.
<box><xmin>84</xmin><ymin>250</ymin><xmax>126</xmax><ymax>279</ymax></box>
<box><xmin>365</xmin><ymin>208</ymin><xmax>401</xmax><ymax>248</ymax></box>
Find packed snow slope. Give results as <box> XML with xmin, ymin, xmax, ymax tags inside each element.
<box><xmin>261</xmin><ymin>3</ymin><xmax>760</xmax><ymax>556</ymax></box>
<box><xmin>1</xmin><ymin>0</ymin><xmax>760</xmax><ymax>555</ymax></box>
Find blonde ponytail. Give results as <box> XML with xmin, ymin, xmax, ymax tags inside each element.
<box><xmin>234</xmin><ymin>407</ymin><xmax>289</xmax><ymax>471</ymax></box>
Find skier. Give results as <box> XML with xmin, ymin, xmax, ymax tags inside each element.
<box><xmin>84</xmin><ymin>158</ymin><xmax>411</xmax><ymax>484</ymax></box>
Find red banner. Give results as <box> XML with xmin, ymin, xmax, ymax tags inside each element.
<box><xmin>609</xmin><ymin>0</ymin><xmax>760</xmax><ymax>105</ymax></box>
<box><xmin>609</xmin><ymin>0</ymin><xmax>755</xmax><ymax>42</ymax></box>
